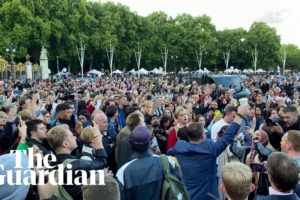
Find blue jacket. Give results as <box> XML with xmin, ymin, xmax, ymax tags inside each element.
<box><xmin>117</xmin><ymin>107</ymin><xmax>126</xmax><ymax>128</ymax></box>
<box><xmin>239</xmin><ymin>116</ymin><xmax>253</xmax><ymax>146</ymax></box>
<box><xmin>107</xmin><ymin>117</ymin><xmax>117</xmax><ymax>141</ymax></box>
<box><xmin>167</xmin><ymin>122</ymin><xmax>240</xmax><ymax>200</ymax></box>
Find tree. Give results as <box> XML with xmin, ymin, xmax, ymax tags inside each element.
<box><xmin>281</xmin><ymin>44</ymin><xmax>300</xmax><ymax>72</ymax></box>
<box><xmin>1</xmin><ymin>0</ymin><xmax>296</xmax><ymax>73</ymax></box>
<box><xmin>244</xmin><ymin>22</ymin><xmax>281</xmax><ymax>71</ymax></box>
<box><xmin>216</xmin><ymin>28</ymin><xmax>247</xmax><ymax>70</ymax></box>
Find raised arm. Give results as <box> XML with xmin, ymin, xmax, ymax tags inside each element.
<box><xmin>213</xmin><ymin>105</ymin><xmax>249</xmax><ymax>157</ymax></box>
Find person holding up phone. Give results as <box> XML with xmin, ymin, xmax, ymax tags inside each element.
<box><xmin>256</xmin><ymin>152</ymin><xmax>300</xmax><ymax>200</ymax></box>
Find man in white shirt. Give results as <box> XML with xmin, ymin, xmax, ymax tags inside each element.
<box><xmin>211</xmin><ymin>106</ymin><xmax>237</xmax><ymax>141</ymax></box>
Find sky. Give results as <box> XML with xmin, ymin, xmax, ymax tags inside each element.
<box><xmin>99</xmin><ymin>0</ymin><xmax>300</xmax><ymax>47</ymax></box>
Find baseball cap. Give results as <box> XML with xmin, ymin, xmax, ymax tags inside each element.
<box><xmin>0</xmin><ymin>153</ymin><xmax>31</xmax><ymax>200</ymax></box>
<box><xmin>129</xmin><ymin>125</ymin><xmax>151</xmax><ymax>145</ymax></box>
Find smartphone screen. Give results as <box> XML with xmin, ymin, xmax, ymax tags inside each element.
<box><xmin>13</xmin><ymin>90</ymin><xmax>22</xmax><ymax>96</ymax></box>
<box><xmin>250</xmin><ymin>163</ymin><xmax>266</xmax><ymax>172</ymax></box>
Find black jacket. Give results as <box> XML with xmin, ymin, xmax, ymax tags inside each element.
<box><xmin>116</xmin><ymin>136</ymin><xmax>134</xmax><ymax>170</ymax></box>
<box><xmin>52</xmin><ymin>149</ymin><xmax>107</xmax><ymax>200</ymax></box>
<box><xmin>0</xmin><ymin>122</ymin><xmax>19</xmax><ymax>154</ymax></box>
<box><xmin>26</xmin><ymin>137</ymin><xmax>53</xmax><ymax>156</ymax></box>
<box><xmin>282</xmin><ymin>117</ymin><xmax>300</xmax><ymax>132</ymax></box>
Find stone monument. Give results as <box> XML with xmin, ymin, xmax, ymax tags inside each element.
<box><xmin>25</xmin><ymin>54</ymin><xmax>32</xmax><ymax>79</ymax></box>
<box><xmin>39</xmin><ymin>46</ymin><xmax>50</xmax><ymax>79</ymax></box>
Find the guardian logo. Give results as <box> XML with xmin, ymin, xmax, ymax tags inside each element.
<box><xmin>0</xmin><ymin>148</ymin><xmax>105</xmax><ymax>186</ymax></box>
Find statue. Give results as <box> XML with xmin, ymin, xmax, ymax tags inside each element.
<box><xmin>40</xmin><ymin>46</ymin><xmax>49</xmax><ymax>79</ymax></box>
<box><xmin>40</xmin><ymin>47</ymin><xmax>48</xmax><ymax>60</ymax></box>
<box><xmin>25</xmin><ymin>54</ymin><xmax>32</xmax><ymax>79</ymax></box>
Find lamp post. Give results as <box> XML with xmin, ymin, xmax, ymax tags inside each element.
<box><xmin>6</xmin><ymin>45</ymin><xmax>16</xmax><ymax>80</ymax></box>
<box><xmin>56</xmin><ymin>56</ymin><xmax>59</xmax><ymax>73</ymax></box>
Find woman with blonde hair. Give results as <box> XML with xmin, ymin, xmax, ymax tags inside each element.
<box><xmin>167</xmin><ymin>107</ymin><xmax>189</xmax><ymax>150</ymax></box>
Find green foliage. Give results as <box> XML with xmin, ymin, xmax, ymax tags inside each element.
<box><xmin>244</xmin><ymin>22</ymin><xmax>281</xmax><ymax>70</ymax></box>
<box><xmin>0</xmin><ymin>0</ymin><xmax>297</xmax><ymax>72</ymax></box>
<box><xmin>281</xmin><ymin>44</ymin><xmax>300</xmax><ymax>71</ymax></box>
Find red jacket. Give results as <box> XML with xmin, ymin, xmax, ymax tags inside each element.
<box><xmin>167</xmin><ymin>127</ymin><xmax>178</xmax><ymax>150</ymax></box>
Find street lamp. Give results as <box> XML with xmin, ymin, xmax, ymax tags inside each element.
<box><xmin>6</xmin><ymin>45</ymin><xmax>16</xmax><ymax>80</ymax></box>
<box><xmin>56</xmin><ymin>56</ymin><xmax>59</xmax><ymax>73</ymax></box>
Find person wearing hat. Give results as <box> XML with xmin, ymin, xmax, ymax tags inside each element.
<box><xmin>116</xmin><ymin>125</ymin><xmax>180</xmax><ymax>200</ymax></box>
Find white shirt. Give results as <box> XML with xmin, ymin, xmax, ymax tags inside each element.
<box><xmin>269</xmin><ymin>187</ymin><xmax>293</xmax><ymax>196</ymax></box>
<box><xmin>211</xmin><ymin>119</ymin><xmax>229</xmax><ymax>141</ymax></box>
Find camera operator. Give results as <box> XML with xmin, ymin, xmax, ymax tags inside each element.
<box><xmin>149</xmin><ymin>115</ymin><xmax>162</xmax><ymax>154</ymax></box>
<box><xmin>247</xmin><ymin>129</ymin><xmax>273</xmax><ymax>198</ymax></box>
<box><xmin>246</xmin><ymin>129</ymin><xmax>273</xmax><ymax>165</ymax></box>
<box><xmin>155</xmin><ymin>115</ymin><xmax>172</xmax><ymax>154</ymax></box>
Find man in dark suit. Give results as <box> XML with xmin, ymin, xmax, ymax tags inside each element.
<box><xmin>257</xmin><ymin>152</ymin><xmax>300</xmax><ymax>200</ymax></box>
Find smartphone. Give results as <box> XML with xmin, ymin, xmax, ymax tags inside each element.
<box><xmin>13</xmin><ymin>90</ymin><xmax>22</xmax><ymax>96</ymax></box>
<box><xmin>14</xmin><ymin>115</ymin><xmax>21</xmax><ymax>127</ymax></box>
<box><xmin>266</xmin><ymin>118</ymin><xmax>277</xmax><ymax>126</ymax></box>
<box><xmin>250</xmin><ymin>163</ymin><xmax>267</xmax><ymax>172</ymax></box>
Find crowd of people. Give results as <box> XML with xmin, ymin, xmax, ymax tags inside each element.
<box><xmin>0</xmin><ymin>73</ymin><xmax>300</xmax><ymax>200</ymax></box>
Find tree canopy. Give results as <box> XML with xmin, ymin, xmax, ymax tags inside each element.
<box><xmin>0</xmin><ymin>0</ymin><xmax>299</xmax><ymax>73</ymax></box>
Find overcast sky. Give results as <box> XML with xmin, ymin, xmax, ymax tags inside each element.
<box><xmin>100</xmin><ymin>0</ymin><xmax>300</xmax><ymax>47</ymax></box>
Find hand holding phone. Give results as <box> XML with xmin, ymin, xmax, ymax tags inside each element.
<box><xmin>250</xmin><ymin>163</ymin><xmax>266</xmax><ymax>172</ymax></box>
